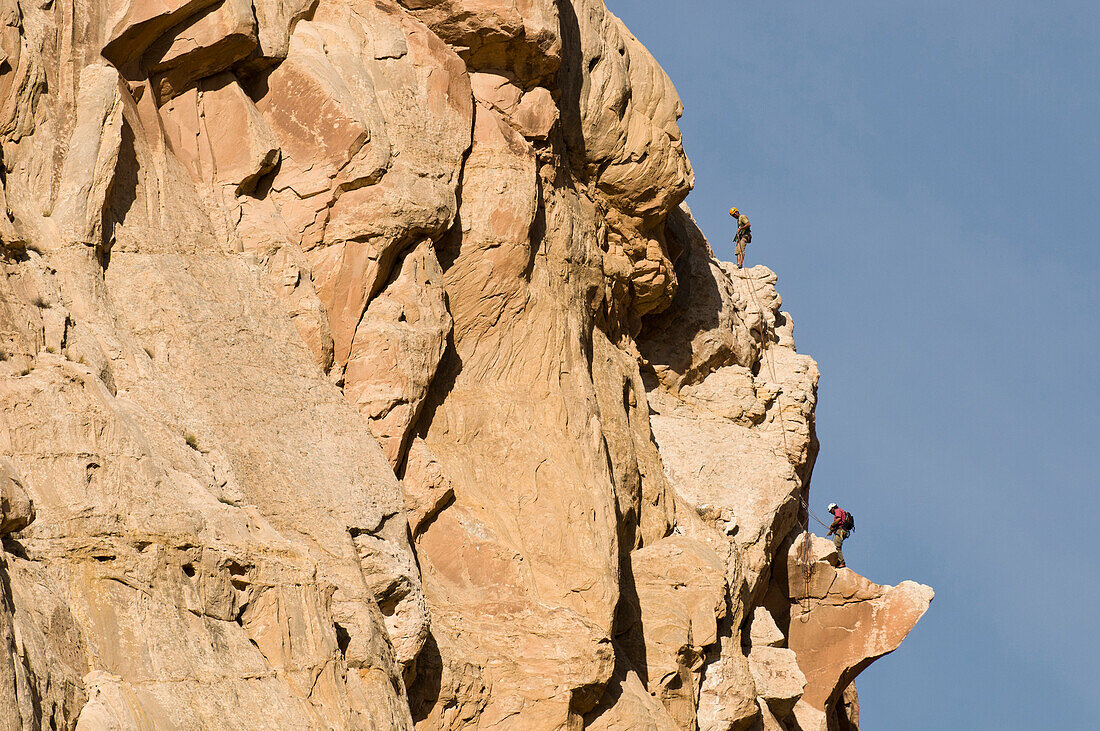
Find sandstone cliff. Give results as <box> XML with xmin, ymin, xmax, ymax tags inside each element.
<box><xmin>0</xmin><ymin>2</ymin><xmax>930</xmax><ymax>729</ymax></box>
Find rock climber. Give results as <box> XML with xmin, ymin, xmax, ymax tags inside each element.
<box><xmin>729</xmin><ymin>206</ymin><xmax>751</xmax><ymax>268</ymax></box>
<box><xmin>826</xmin><ymin>502</ymin><xmax>852</xmax><ymax>568</ymax></box>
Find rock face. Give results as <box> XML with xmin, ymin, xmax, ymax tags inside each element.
<box><xmin>0</xmin><ymin>1</ymin><xmax>929</xmax><ymax>729</ymax></box>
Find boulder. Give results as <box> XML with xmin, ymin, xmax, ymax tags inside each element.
<box><xmin>747</xmin><ymin>645</ymin><xmax>805</xmax><ymax>717</ymax></box>
<box><xmin>747</xmin><ymin>606</ymin><xmax>786</xmax><ymax>649</ymax></box>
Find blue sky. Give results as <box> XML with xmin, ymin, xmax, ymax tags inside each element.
<box><xmin>609</xmin><ymin>1</ymin><xmax>1099</xmax><ymax>727</ymax></box>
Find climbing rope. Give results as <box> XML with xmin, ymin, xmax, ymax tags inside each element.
<box><xmin>741</xmin><ymin>269</ymin><xmax>816</xmax><ymax>621</ymax></box>
<box><xmin>800</xmin><ymin>497</ymin><xmax>831</xmax><ymax>530</ymax></box>
<box><xmin>797</xmin><ymin>527</ymin><xmax>814</xmax><ymax>622</ymax></box>
<box><xmin>742</xmin><ymin>271</ymin><xmax>792</xmax><ymax>459</ymax></box>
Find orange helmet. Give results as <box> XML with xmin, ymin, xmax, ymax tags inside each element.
<box><xmin>729</xmin><ymin>207</ymin><xmax>740</xmax><ymax>217</ymax></box>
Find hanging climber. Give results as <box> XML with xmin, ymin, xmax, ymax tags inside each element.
<box><xmin>729</xmin><ymin>207</ymin><xmax>751</xmax><ymax>268</ymax></box>
<box><xmin>826</xmin><ymin>502</ymin><xmax>854</xmax><ymax>568</ymax></box>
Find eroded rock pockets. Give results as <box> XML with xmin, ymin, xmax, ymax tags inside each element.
<box><xmin>0</xmin><ymin>1</ymin><xmax>929</xmax><ymax>729</ymax></box>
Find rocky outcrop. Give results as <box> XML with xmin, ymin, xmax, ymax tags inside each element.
<box><xmin>782</xmin><ymin>535</ymin><xmax>933</xmax><ymax>730</ymax></box>
<box><xmin>0</xmin><ymin>1</ymin><xmax>929</xmax><ymax>728</ymax></box>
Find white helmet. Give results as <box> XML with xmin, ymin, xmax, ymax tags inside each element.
<box><xmin>827</xmin><ymin>503</ymin><xmax>838</xmax><ymax>512</ymax></box>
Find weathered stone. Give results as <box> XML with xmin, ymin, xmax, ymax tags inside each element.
<box><xmin>619</xmin><ymin>536</ymin><xmax>727</xmax><ymax>728</ymax></box>
<box><xmin>256</xmin><ymin>1</ymin><xmax>471</xmax><ymax>370</ymax></box>
<box><xmin>787</xmin><ymin>534</ymin><xmax>934</xmax><ymax>714</ymax></box>
<box><xmin>400</xmin><ymin>437</ymin><xmax>455</xmax><ymax>536</ymax></box>
<box><xmin>469</xmin><ymin>70</ymin><xmax>523</xmax><ymax>112</ymax></box>
<box><xmin>585</xmin><ymin>649</ymin><xmax>680</xmax><ymax>731</ymax></box>
<box><xmin>562</xmin><ymin>0</ymin><xmax>693</xmax><ymax>219</ymax></box>
<box><xmin>144</xmin><ymin>0</ymin><xmax>258</xmax><ymax>101</ymax></box>
<box><xmin>345</xmin><ymin>240</ymin><xmax>452</xmax><ymax>468</ymax></box>
<box><xmin>160</xmin><ymin>73</ymin><xmax>280</xmax><ymax>194</ymax></box>
<box><xmin>748</xmin><ymin>606</ymin><xmax>786</xmax><ymax>649</ymax></box>
<box><xmin>251</xmin><ymin>0</ymin><xmax>320</xmax><ymax>64</ymax></box>
<box><xmin>835</xmin><ymin>682</ymin><xmax>860</xmax><ymax>731</ymax></box>
<box><xmin>512</xmin><ymin>86</ymin><xmax>558</xmax><ymax>139</ymax></box>
<box><xmin>53</xmin><ymin>65</ymin><xmax>124</xmax><ymax>250</ymax></box>
<box><xmin>639</xmin><ymin>205</ymin><xmax>766</xmax><ymax>391</ymax></box>
<box><xmin>395</xmin><ymin>0</ymin><xmax>561</xmax><ymax>82</ymax></box>
<box><xmin>748</xmin><ymin>645</ymin><xmax>805</xmax><ymax>717</ymax></box>
<box><xmin>102</xmin><ymin>0</ymin><xmax>223</xmax><ymax>69</ymax></box>
<box><xmin>697</xmin><ymin>635</ymin><xmax>762</xmax><ymax>731</ymax></box>
<box><xmin>0</xmin><ymin>2</ymin><xmax>931</xmax><ymax>728</ymax></box>
<box><xmin>758</xmin><ymin>697</ymin><xmax>786</xmax><ymax>731</ymax></box>
<box><xmin>0</xmin><ymin>461</ymin><xmax>32</xmax><ymax>534</ymax></box>
<box><xmin>647</xmin><ymin>262</ymin><xmax>820</xmax><ymax>607</ymax></box>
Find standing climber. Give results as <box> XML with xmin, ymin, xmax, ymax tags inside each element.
<box><xmin>826</xmin><ymin>502</ymin><xmax>853</xmax><ymax>568</ymax></box>
<box><xmin>730</xmin><ymin>207</ymin><xmax>751</xmax><ymax>268</ymax></box>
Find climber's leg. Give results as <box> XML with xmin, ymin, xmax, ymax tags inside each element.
<box><xmin>833</xmin><ymin>529</ymin><xmax>847</xmax><ymax>567</ymax></box>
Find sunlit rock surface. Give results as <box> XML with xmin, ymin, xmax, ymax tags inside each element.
<box><xmin>0</xmin><ymin>1</ymin><xmax>928</xmax><ymax>728</ymax></box>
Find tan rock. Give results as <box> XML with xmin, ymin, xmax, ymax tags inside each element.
<box><xmin>256</xmin><ymin>2</ymin><xmax>471</xmax><ymax>369</ymax></box>
<box><xmin>697</xmin><ymin>636</ymin><xmax>761</xmax><ymax>731</ymax></box>
<box><xmin>233</xmin><ymin>195</ymin><xmax>337</xmax><ymax>371</ymax></box>
<box><xmin>400</xmin><ymin>437</ymin><xmax>455</xmax><ymax>536</ymax></box>
<box><xmin>160</xmin><ymin>73</ymin><xmax>280</xmax><ymax>194</ymax></box>
<box><xmin>395</xmin><ymin>0</ymin><xmax>562</xmax><ymax>82</ymax></box>
<box><xmin>786</xmin><ymin>535</ymin><xmax>934</xmax><ymax>713</ymax></box>
<box><xmin>619</xmin><ymin>536</ymin><xmax>727</xmax><ymax>728</ymax></box>
<box><xmin>251</xmin><ymin>0</ymin><xmax>321</xmax><ymax>64</ymax></box>
<box><xmin>469</xmin><ymin>70</ymin><xmax>523</xmax><ymax>113</ymax></box>
<box><xmin>747</xmin><ymin>645</ymin><xmax>805</xmax><ymax>717</ymax></box>
<box><xmin>639</xmin><ymin>205</ymin><xmax>765</xmax><ymax>390</ymax></box>
<box><xmin>53</xmin><ymin>65</ymin><xmax>124</xmax><ymax>251</ymax></box>
<box><xmin>562</xmin><ymin>0</ymin><xmax>693</xmax><ymax>219</ymax></box>
<box><xmin>143</xmin><ymin>0</ymin><xmax>258</xmax><ymax>101</ymax></box>
<box><xmin>758</xmin><ymin>697</ymin><xmax>786</xmax><ymax>731</ymax></box>
<box><xmin>345</xmin><ymin>240</ymin><xmax>451</xmax><ymax>468</ymax></box>
<box><xmin>0</xmin><ymin>461</ymin><xmax>33</xmax><ymax>534</ymax></box>
<box><xmin>412</xmin><ymin>507</ymin><xmax>615</xmax><ymax>728</ymax></box>
<box><xmin>0</xmin><ymin>2</ymin><xmax>932</xmax><ymax>728</ymax></box>
<box><xmin>835</xmin><ymin>682</ymin><xmax>860</xmax><ymax>731</ymax></box>
<box><xmin>748</xmin><ymin>606</ymin><xmax>786</xmax><ymax>649</ymax></box>
<box><xmin>0</xmin><ymin>0</ymin><xmax>42</xmax><ymax>143</ymax></box>
<box><xmin>512</xmin><ymin>86</ymin><xmax>558</xmax><ymax>139</ymax></box>
<box><xmin>197</xmin><ymin>74</ymin><xmax>280</xmax><ymax>193</ymax></box>
<box><xmin>585</xmin><ymin>649</ymin><xmax>680</xmax><ymax>731</ymax></box>
<box><xmin>411</xmin><ymin>100</ymin><xmax>627</xmax><ymax>722</ymax></box>
<box><xmin>792</xmin><ymin>699</ymin><xmax>828</xmax><ymax>731</ymax></box>
<box><xmin>0</xmin><ymin>564</ymin><xmax>29</xmax><ymax>731</ymax></box>
<box><xmin>469</xmin><ymin>72</ymin><xmax>558</xmax><ymax>140</ymax></box>
<box><xmin>102</xmin><ymin>0</ymin><xmax>223</xmax><ymax>69</ymax></box>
